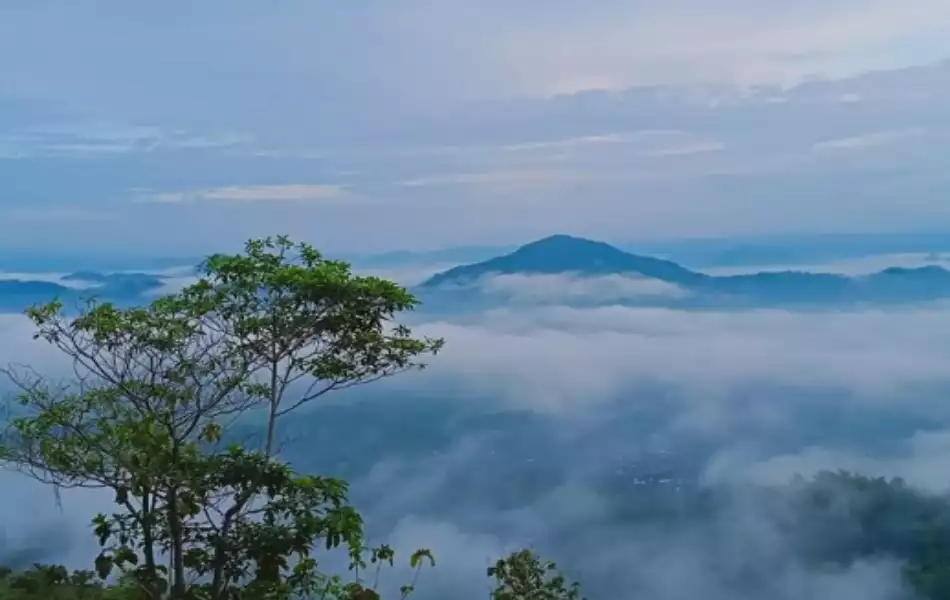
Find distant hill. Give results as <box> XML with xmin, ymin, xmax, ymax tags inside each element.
<box><xmin>419</xmin><ymin>234</ymin><xmax>950</xmax><ymax>308</ymax></box>
<box><xmin>628</xmin><ymin>231</ymin><xmax>950</xmax><ymax>269</ymax></box>
<box><xmin>62</xmin><ymin>271</ymin><xmax>165</xmax><ymax>296</ymax></box>
<box><xmin>0</xmin><ymin>280</ymin><xmax>75</xmax><ymax>312</ymax></box>
<box><xmin>0</xmin><ymin>272</ymin><xmax>168</xmax><ymax>313</ymax></box>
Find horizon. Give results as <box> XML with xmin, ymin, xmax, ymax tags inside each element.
<box><xmin>10</xmin><ymin>227</ymin><xmax>950</xmax><ymax>264</ymax></box>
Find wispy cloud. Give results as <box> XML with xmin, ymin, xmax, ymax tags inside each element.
<box><xmin>499</xmin><ymin>131</ymin><xmax>672</xmax><ymax>153</ymax></box>
<box><xmin>397</xmin><ymin>169</ymin><xmax>594</xmax><ymax>190</ymax></box>
<box><xmin>0</xmin><ymin>124</ymin><xmax>252</xmax><ymax>159</ymax></box>
<box><xmin>811</xmin><ymin>128</ymin><xmax>926</xmax><ymax>151</ymax></box>
<box><xmin>497</xmin><ymin>130</ymin><xmax>725</xmax><ymax>158</ymax></box>
<box><xmin>138</xmin><ymin>184</ymin><xmax>348</xmax><ymax>204</ymax></box>
<box><xmin>647</xmin><ymin>141</ymin><xmax>727</xmax><ymax>157</ymax></box>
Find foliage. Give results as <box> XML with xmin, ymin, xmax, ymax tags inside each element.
<box><xmin>488</xmin><ymin>550</ymin><xmax>585</xmax><ymax>600</ymax></box>
<box><xmin>192</xmin><ymin>236</ymin><xmax>444</xmax><ymax>456</ymax></box>
<box><xmin>0</xmin><ymin>548</ymin><xmax>580</xmax><ymax>600</ymax></box>
<box><xmin>0</xmin><ymin>565</ymin><xmax>113</xmax><ymax>600</ymax></box>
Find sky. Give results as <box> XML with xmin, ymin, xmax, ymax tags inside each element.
<box><xmin>2</xmin><ymin>2</ymin><xmax>950</xmax><ymax>256</ymax></box>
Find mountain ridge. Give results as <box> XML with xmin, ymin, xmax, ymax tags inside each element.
<box><xmin>419</xmin><ymin>234</ymin><xmax>950</xmax><ymax>307</ymax></box>
<box><xmin>0</xmin><ymin>272</ymin><xmax>167</xmax><ymax>312</ymax></box>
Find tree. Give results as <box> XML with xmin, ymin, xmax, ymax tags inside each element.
<box><xmin>0</xmin><ymin>236</ymin><xmax>443</xmax><ymax>600</ymax></box>
<box><xmin>488</xmin><ymin>550</ymin><xmax>586</xmax><ymax>600</ymax></box>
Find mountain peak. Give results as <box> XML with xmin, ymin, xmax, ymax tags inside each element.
<box><xmin>421</xmin><ymin>234</ymin><xmax>703</xmax><ymax>288</ymax></box>
<box><xmin>509</xmin><ymin>234</ymin><xmax>628</xmax><ymax>261</ymax></box>
<box><xmin>522</xmin><ymin>233</ymin><xmax>594</xmax><ymax>246</ymax></box>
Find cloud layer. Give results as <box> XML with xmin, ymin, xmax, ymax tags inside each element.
<box><xmin>449</xmin><ymin>272</ymin><xmax>689</xmax><ymax>304</ymax></box>
<box><xmin>4</xmin><ymin>276</ymin><xmax>950</xmax><ymax>598</ymax></box>
<box><xmin>408</xmin><ymin>302</ymin><xmax>950</xmax><ymax>413</ymax></box>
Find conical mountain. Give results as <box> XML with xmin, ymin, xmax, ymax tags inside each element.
<box><xmin>421</xmin><ymin>234</ymin><xmax>705</xmax><ymax>288</ymax></box>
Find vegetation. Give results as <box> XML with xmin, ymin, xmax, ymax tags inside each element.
<box><xmin>0</xmin><ymin>236</ymin><xmax>585</xmax><ymax>599</ymax></box>
<box><xmin>786</xmin><ymin>471</ymin><xmax>950</xmax><ymax>599</ymax></box>
<box><xmin>488</xmin><ymin>550</ymin><xmax>584</xmax><ymax>600</ymax></box>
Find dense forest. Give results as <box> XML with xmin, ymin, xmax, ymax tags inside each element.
<box><xmin>1</xmin><ymin>236</ymin><xmax>949</xmax><ymax>599</ymax></box>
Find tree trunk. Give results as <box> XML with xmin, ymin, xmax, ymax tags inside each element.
<box><xmin>167</xmin><ymin>485</ymin><xmax>186</xmax><ymax>599</ymax></box>
<box><xmin>140</xmin><ymin>488</ymin><xmax>160</xmax><ymax>599</ymax></box>
<box><xmin>264</xmin><ymin>354</ymin><xmax>279</xmax><ymax>458</ymax></box>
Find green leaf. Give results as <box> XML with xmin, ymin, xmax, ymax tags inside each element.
<box><xmin>94</xmin><ymin>554</ymin><xmax>113</xmax><ymax>580</ymax></box>
<box><xmin>409</xmin><ymin>549</ymin><xmax>435</xmax><ymax>569</ymax></box>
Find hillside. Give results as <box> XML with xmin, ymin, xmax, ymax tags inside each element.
<box><xmin>0</xmin><ymin>272</ymin><xmax>166</xmax><ymax>312</ymax></box>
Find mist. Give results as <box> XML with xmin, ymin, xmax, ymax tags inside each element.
<box><xmin>2</xmin><ymin>273</ymin><xmax>950</xmax><ymax>599</ymax></box>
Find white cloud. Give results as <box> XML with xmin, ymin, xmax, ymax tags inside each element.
<box><xmin>2</xmin><ymin>292</ymin><xmax>949</xmax><ymax>598</ymax></box>
<box><xmin>140</xmin><ymin>184</ymin><xmax>348</xmax><ymax>204</ymax></box>
<box><xmin>497</xmin><ymin>130</ymin><xmax>727</xmax><ymax>160</ymax></box>
<box><xmin>3</xmin><ymin>1</ymin><xmax>950</xmax><ymax>132</ymax></box>
<box><xmin>708</xmin><ymin>252</ymin><xmax>950</xmax><ymax>276</ymax></box>
<box><xmin>0</xmin><ymin>468</ymin><xmax>112</xmax><ymax>570</ymax></box>
<box><xmin>812</xmin><ymin>128</ymin><xmax>926</xmax><ymax>150</ymax></box>
<box><xmin>0</xmin><ymin>314</ymin><xmax>76</xmax><ymax>374</ymax></box>
<box><xmin>397</xmin><ymin>169</ymin><xmax>594</xmax><ymax>190</ymax></box>
<box><xmin>500</xmin><ymin>133</ymin><xmax>633</xmax><ymax>153</ymax></box>
<box><xmin>472</xmin><ymin>273</ymin><xmax>688</xmax><ymax>303</ymax></box>
<box><xmin>394</xmin><ymin>130</ymin><xmax>729</xmax><ymax>196</ymax></box>
<box><xmin>647</xmin><ymin>141</ymin><xmax>727</xmax><ymax>157</ymax></box>
<box><xmin>383</xmin><ymin>0</ymin><xmax>950</xmax><ymax>97</ymax></box>
<box><xmin>706</xmin><ymin>428</ymin><xmax>950</xmax><ymax>494</ymax></box>
<box><xmin>404</xmin><ymin>304</ymin><xmax>950</xmax><ymax>415</ymax></box>
<box><xmin>343</xmin><ymin>297</ymin><xmax>950</xmax><ymax>598</ymax></box>
<box><xmin>0</xmin><ymin>124</ymin><xmax>251</xmax><ymax>158</ymax></box>
<box><xmin>499</xmin><ymin>130</ymin><xmax>690</xmax><ymax>153</ymax></box>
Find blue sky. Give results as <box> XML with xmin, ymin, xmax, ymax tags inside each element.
<box><xmin>2</xmin><ymin>1</ymin><xmax>950</xmax><ymax>255</ymax></box>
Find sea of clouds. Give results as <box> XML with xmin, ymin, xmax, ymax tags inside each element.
<box><xmin>2</xmin><ymin>262</ymin><xmax>950</xmax><ymax>599</ymax></box>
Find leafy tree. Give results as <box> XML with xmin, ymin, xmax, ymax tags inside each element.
<box><xmin>488</xmin><ymin>550</ymin><xmax>585</xmax><ymax>600</ymax></box>
<box><xmin>191</xmin><ymin>236</ymin><xmax>444</xmax><ymax>457</ymax></box>
<box><xmin>0</xmin><ymin>236</ymin><xmax>443</xmax><ymax>600</ymax></box>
